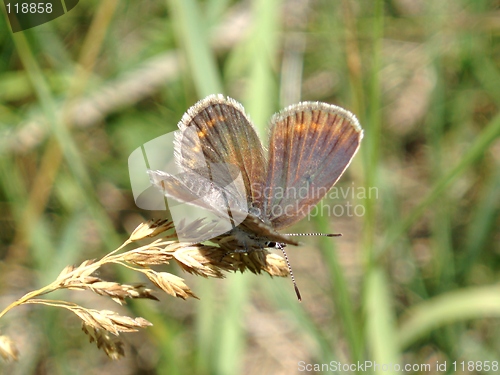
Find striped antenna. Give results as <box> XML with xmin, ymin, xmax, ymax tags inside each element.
<box><xmin>276</xmin><ymin>243</ymin><xmax>302</xmax><ymax>302</ymax></box>
<box><xmin>284</xmin><ymin>233</ymin><xmax>342</xmax><ymax>237</ymax></box>
<box><xmin>280</xmin><ymin>232</ymin><xmax>341</xmax><ymax>301</ymax></box>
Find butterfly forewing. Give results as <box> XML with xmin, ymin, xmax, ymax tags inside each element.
<box><xmin>264</xmin><ymin>102</ymin><xmax>363</xmax><ymax>230</ymax></box>
<box><xmin>175</xmin><ymin>94</ymin><xmax>267</xmax><ymax>211</ymax></box>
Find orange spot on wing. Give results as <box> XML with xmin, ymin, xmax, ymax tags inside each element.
<box><xmin>205</xmin><ymin>119</ymin><xmax>216</xmax><ymax>127</ymax></box>
<box><xmin>295</xmin><ymin>122</ymin><xmax>306</xmax><ymax>132</ymax></box>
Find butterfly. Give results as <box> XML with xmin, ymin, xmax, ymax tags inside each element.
<box><xmin>148</xmin><ymin>94</ymin><xmax>363</xmax><ymax>300</ymax></box>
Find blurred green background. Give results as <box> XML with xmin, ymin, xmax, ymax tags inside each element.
<box><xmin>1</xmin><ymin>0</ymin><xmax>500</xmax><ymax>374</ymax></box>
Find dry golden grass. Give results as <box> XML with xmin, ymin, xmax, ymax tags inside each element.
<box><xmin>0</xmin><ymin>218</ymin><xmax>289</xmax><ymax>360</ymax></box>
<box><xmin>0</xmin><ymin>335</ymin><xmax>19</xmax><ymax>362</ymax></box>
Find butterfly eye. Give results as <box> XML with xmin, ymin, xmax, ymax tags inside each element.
<box><xmin>265</xmin><ymin>241</ymin><xmax>277</xmax><ymax>248</ymax></box>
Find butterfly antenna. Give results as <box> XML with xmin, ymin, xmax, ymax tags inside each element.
<box><xmin>284</xmin><ymin>233</ymin><xmax>342</xmax><ymax>237</ymax></box>
<box><xmin>277</xmin><ymin>244</ymin><xmax>302</xmax><ymax>302</ymax></box>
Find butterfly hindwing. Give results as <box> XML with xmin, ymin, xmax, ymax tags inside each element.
<box><xmin>148</xmin><ymin>169</ymin><xmax>250</xmax><ymax>242</ymax></box>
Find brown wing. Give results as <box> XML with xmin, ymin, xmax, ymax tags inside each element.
<box><xmin>175</xmin><ymin>94</ymin><xmax>267</xmax><ymax>212</ymax></box>
<box><xmin>264</xmin><ymin>102</ymin><xmax>363</xmax><ymax>230</ymax></box>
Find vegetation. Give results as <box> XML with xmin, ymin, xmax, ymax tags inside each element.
<box><xmin>0</xmin><ymin>0</ymin><xmax>499</xmax><ymax>374</ymax></box>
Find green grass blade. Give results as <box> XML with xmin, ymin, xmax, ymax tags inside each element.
<box><xmin>398</xmin><ymin>285</ymin><xmax>500</xmax><ymax>349</ymax></box>
<box><xmin>365</xmin><ymin>268</ymin><xmax>400</xmax><ymax>373</ymax></box>
<box><xmin>380</xmin><ymin>112</ymin><xmax>500</xmax><ymax>255</ymax></box>
<box><xmin>167</xmin><ymin>0</ymin><xmax>222</xmax><ymax>97</ymax></box>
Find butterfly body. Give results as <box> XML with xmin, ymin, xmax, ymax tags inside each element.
<box><xmin>210</xmin><ymin>215</ymin><xmax>298</xmax><ymax>254</ymax></box>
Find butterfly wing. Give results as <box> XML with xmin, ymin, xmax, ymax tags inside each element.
<box><xmin>148</xmin><ymin>169</ymin><xmax>250</xmax><ymax>242</ymax></box>
<box><xmin>174</xmin><ymin>94</ymin><xmax>267</xmax><ymax>212</ymax></box>
<box><xmin>148</xmin><ymin>169</ymin><xmax>248</xmax><ymax>215</ymax></box>
<box><xmin>264</xmin><ymin>102</ymin><xmax>363</xmax><ymax>230</ymax></box>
